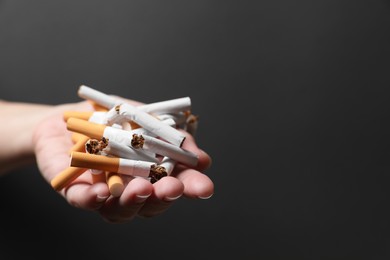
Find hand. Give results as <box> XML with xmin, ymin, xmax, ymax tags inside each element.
<box><xmin>32</xmin><ymin>101</ymin><xmax>214</xmax><ymax>223</ymax></box>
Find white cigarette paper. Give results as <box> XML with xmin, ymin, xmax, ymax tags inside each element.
<box><xmin>138</xmin><ymin>97</ymin><xmax>191</xmax><ymax>115</ymax></box>
<box><xmin>78</xmin><ymin>85</ymin><xmax>121</xmax><ymax>109</ymax></box>
<box><xmin>79</xmin><ymin>85</ymin><xmax>192</xmax><ymax>115</ymax></box>
<box><xmin>131</xmin><ymin>133</ymin><xmax>198</xmax><ymax>167</ymax></box>
<box><xmin>70</xmin><ymin>151</ymin><xmax>155</xmax><ymax>178</ymax></box>
<box><xmin>88</xmin><ymin>111</ymin><xmax>108</xmax><ymax>124</ymax></box>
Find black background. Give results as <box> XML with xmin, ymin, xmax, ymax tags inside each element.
<box><xmin>1</xmin><ymin>0</ymin><xmax>390</xmax><ymax>259</ymax></box>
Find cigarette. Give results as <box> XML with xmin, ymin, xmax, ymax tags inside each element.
<box><xmin>106</xmin><ymin>171</ymin><xmax>124</xmax><ymax>197</ymax></box>
<box><xmin>86</xmin><ymin>137</ymin><xmax>158</xmax><ymax>163</ymax></box>
<box><xmin>70</xmin><ymin>151</ymin><xmax>158</xmax><ymax>179</ymax></box>
<box><xmin>138</xmin><ymin>97</ymin><xmax>192</xmax><ymax>115</ymax></box>
<box><xmin>108</xmin><ymin>103</ymin><xmax>186</xmax><ymax>147</ymax></box>
<box><xmin>157</xmin><ymin>112</ymin><xmax>188</xmax><ymax>127</ymax></box>
<box><xmin>79</xmin><ymin>85</ymin><xmax>192</xmax><ymax>115</ymax></box>
<box><xmin>78</xmin><ymin>85</ymin><xmax>121</xmax><ymax>109</ymax></box>
<box><xmin>51</xmin><ymin>166</ymin><xmax>87</xmax><ymax>191</ymax></box>
<box><xmin>131</xmin><ymin>133</ymin><xmax>198</xmax><ymax>167</ymax></box>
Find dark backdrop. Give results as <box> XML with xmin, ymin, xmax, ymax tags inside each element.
<box><xmin>1</xmin><ymin>0</ymin><xmax>390</xmax><ymax>259</ymax></box>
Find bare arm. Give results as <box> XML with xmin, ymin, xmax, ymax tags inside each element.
<box><xmin>0</xmin><ymin>100</ymin><xmax>90</xmax><ymax>175</ymax></box>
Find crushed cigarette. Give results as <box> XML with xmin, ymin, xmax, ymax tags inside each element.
<box><xmin>53</xmin><ymin>85</ymin><xmax>203</xmax><ymax>192</ymax></box>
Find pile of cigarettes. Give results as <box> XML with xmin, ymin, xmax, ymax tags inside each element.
<box><xmin>51</xmin><ymin>85</ymin><xmax>199</xmax><ymax>197</ymax></box>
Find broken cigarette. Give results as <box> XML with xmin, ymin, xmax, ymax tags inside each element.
<box><xmin>51</xmin><ymin>166</ymin><xmax>87</xmax><ymax>191</ymax></box>
<box><xmin>70</xmin><ymin>151</ymin><xmax>163</xmax><ymax>179</ymax></box>
<box><xmin>85</xmin><ymin>137</ymin><xmax>158</xmax><ymax>163</ymax></box>
<box><xmin>131</xmin><ymin>133</ymin><xmax>198</xmax><ymax>167</ymax></box>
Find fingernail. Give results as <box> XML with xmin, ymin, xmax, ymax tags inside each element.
<box><xmin>135</xmin><ymin>194</ymin><xmax>151</xmax><ymax>203</ymax></box>
<box><xmin>198</xmin><ymin>194</ymin><xmax>213</xmax><ymax>199</ymax></box>
<box><xmin>96</xmin><ymin>195</ymin><xmax>109</xmax><ymax>203</ymax></box>
<box><xmin>164</xmin><ymin>194</ymin><xmax>182</xmax><ymax>202</ymax></box>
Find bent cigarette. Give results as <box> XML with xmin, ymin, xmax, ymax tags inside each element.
<box><xmin>108</xmin><ymin>103</ymin><xmax>186</xmax><ymax>147</ymax></box>
<box><xmin>131</xmin><ymin>133</ymin><xmax>198</xmax><ymax>167</ymax></box>
<box><xmin>70</xmin><ymin>151</ymin><xmax>159</xmax><ymax>179</ymax></box>
<box><xmin>106</xmin><ymin>171</ymin><xmax>124</xmax><ymax>197</ymax></box>
<box><xmin>51</xmin><ymin>166</ymin><xmax>87</xmax><ymax>191</ymax></box>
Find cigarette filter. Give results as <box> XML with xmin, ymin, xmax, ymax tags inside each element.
<box><xmin>131</xmin><ymin>134</ymin><xmax>198</xmax><ymax>167</ymax></box>
<box><xmin>70</xmin><ymin>151</ymin><xmax>155</xmax><ymax>178</ymax></box>
<box><xmin>106</xmin><ymin>171</ymin><xmax>124</xmax><ymax>197</ymax></box>
<box><xmin>51</xmin><ymin>166</ymin><xmax>87</xmax><ymax>191</ymax></box>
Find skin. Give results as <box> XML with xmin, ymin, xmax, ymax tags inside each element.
<box><xmin>0</xmin><ymin>99</ymin><xmax>214</xmax><ymax>223</ymax></box>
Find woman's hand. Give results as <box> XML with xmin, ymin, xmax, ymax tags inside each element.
<box><xmin>32</xmin><ymin>101</ymin><xmax>214</xmax><ymax>223</ymax></box>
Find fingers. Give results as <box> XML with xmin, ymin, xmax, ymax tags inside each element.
<box><xmin>173</xmin><ymin>167</ymin><xmax>214</xmax><ymax>199</ymax></box>
<box><xmin>62</xmin><ymin>175</ymin><xmax>111</xmax><ymax>211</ymax></box>
<box><xmin>179</xmin><ymin>130</ymin><xmax>212</xmax><ymax>171</ymax></box>
<box><xmin>97</xmin><ymin>177</ymin><xmax>154</xmax><ymax>223</ymax></box>
<box><xmin>137</xmin><ymin>176</ymin><xmax>184</xmax><ymax>218</ymax></box>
